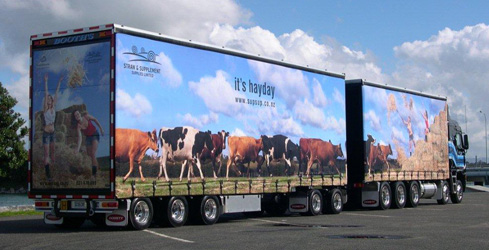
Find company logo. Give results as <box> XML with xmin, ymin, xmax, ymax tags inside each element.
<box><xmin>290</xmin><ymin>204</ymin><xmax>306</xmax><ymax>209</ymax></box>
<box><xmin>123</xmin><ymin>46</ymin><xmax>160</xmax><ymax>65</ymax></box>
<box><xmin>53</xmin><ymin>34</ymin><xmax>95</xmax><ymax>45</ymax></box>
<box><xmin>36</xmin><ymin>55</ymin><xmax>50</xmax><ymax>69</ymax></box>
<box><xmin>107</xmin><ymin>214</ymin><xmax>125</xmax><ymax>223</ymax></box>
<box><xmin>45</xmin><ymin>214</ymin><xmax>62</xmax><ymax>221</ymax></box>
<box><xmin>363</xmin><ymin>200</ymin><xmax>377</xmax><ymax>205</ymax></box>
<box><xmin>86</xmin><ymin>51</ymin><xmax>102</xmax><ymax>64</ymax></box>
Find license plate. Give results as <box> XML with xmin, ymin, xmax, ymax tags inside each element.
<box><xmin>71</xmin><ymin>200</ymin><xmax>86</xmax><ymax>209</ymax></box>
<box><xmin>60</xmin><ymin>200</ymin><xmax>68</xmax><ymax>210</ymax></box>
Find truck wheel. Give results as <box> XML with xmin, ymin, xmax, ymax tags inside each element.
<box><xmin>55</xmin><ymin>217</ymin><xmax>85</xmax><ymax>229</ymax></box>
<box><xmin>406</xmin><ymin>181</ymin><xmax>420</xmax><ymax>208</ymax></box>
<box><xmin>379</xmin><ymin>182</ymin><xmax>391</xmax><ymax>210</ymax></box>
<box><xmin>450</xmin><ymin>180</ymin><xmax>463</xmax><ymax>204</ymax></box>
<box><xmin>324</xmin><ymin>189</ymin><xmax>343</xmax><ymax>214</ymax></box>
<box><xmin>129</xmin><ymin>198</ymin><xmax>153</xmax><ymax>230</ymax></box>
<box><xmin>165</xmin><ymin>196</ymin><xmax>188</xmax><ymax>227</ymax></box>
<box><xmin>437</xmin><ymin>181</ymin><xmax>450</xmax><ymax>205</ymax></box>
<box><xmin>391</xmin><ymin>182</ymin><xmax>406</xmax><ymax>209</ymax></box>
<box><xmin>195</xmin><ymin>196</ymin><xmax>221</xmax><ymax>225</ymax></box>
<box><xmin>306</xmin><ymin>190</ymin><xmax>323</xmax><ymax>216</ymax></box>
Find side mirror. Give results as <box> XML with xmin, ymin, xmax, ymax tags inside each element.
<box><xmin>463</xmin><ymin>134</ymin><xmax>469</xmax><ymax>150</ymax></box>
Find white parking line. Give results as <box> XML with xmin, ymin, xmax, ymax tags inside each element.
<box><xmin>144</xmin><ymin>229</ymin><xmax>194</xmax><ymax>243</ymax></box>
<box><xmin>250</xmin><ymin>218</ymin><xmax>287</xmax><ymax>224</ymax></box>
<box><xmin>344</xmin><ymin>213</ymin><xmax>391</xmax><ymax>218</ymax></box>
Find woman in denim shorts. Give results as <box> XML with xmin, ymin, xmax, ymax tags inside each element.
<box><xmin>42</xmin><ymin>73</ymin><xmax>63</xmax><ymax>179</ymax></box>
<box><xmin>72</xmin><ymin>110</ymin><xmax>105</xmax><ymax>176</ymax></box>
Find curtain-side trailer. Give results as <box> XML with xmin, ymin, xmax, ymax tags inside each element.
<box><xmin>345</xmin><ymin>79</ymin><xmax>469</xmax><ymax>209</ymax></box>
<box><xmin>29</xmin><ymin>24</ymin><xmax>347</xmax><ymax>229</ymax></box>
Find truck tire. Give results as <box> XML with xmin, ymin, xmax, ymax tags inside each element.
<box><xmin>406</xmin><ymin>181</ymin><xmax>420</xmax><ymax>208</ymax></box>
<box><xmin>437</xmin><ymin>181</ymin><xmax>450</xmax><ymax>205</ymax></box>
<box><xmin>379</xmin><ymin>182</ymin><xmax>391</xmax><ymax>210</ymax></box>
<box><xmin>129</xmin><ymin>198</ymin><xmax>153</xmax><ymax>230</ymax></box>
<box><xmin>324</xmin><ymin>188</ymin><xmax>343</xmax><ymax>214</ymax></box>
<box><xmin>391</xmin><ymin>182</ymin><xmax>406</xmax><ymax>209</ymax></box>
<box><xmin>164</xmin><ymin>196</ymin><xmax>188</xmax><ymax>227</ymax></box>
<box><xmin>450</xmin><ymin>180</ymin><xmax>464</xmax><ymax>204</ymax></box>
<box><xmin>55</xmin><ymin>217</ymin><xmax>85</xmax><ymax>229</ymax></box>
<box><xmin>195</xmin><ymin>196</ymin><xmax>221</xmax><ymax>225</ymax></box>
<box><xmin>306</xmin><ymin>189</ymin><xmax>323</xmax><ymax>216</ymax></box>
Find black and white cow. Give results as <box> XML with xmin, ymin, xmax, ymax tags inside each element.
<box><xmin>260</xmin><ymin>135</ymin><xmax>300</xmax><ymax>176</ymax></box>
<box><xmin>158</xmin><ymin>126</ymin><xmax>214</xmax><ymax>181</ymax></box>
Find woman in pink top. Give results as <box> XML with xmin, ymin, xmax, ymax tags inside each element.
<box><xmin>72</xmin><ymin>110</ymin><xmax>104</xmax><ymax>176</ymax></box>
<box><xmin>43</xmin><ymin>73</ymin><xmax>63</xmax><ymax>180</ymax></box>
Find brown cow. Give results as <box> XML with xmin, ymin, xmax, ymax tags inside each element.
<box><xmin>368</xmin><ymin>144</ymin><xmax>393</xmax><ymax>173</ymax></box>
<box><xmin>378</xmin><ymin>144</ymin><xmax>393</xmax><ymax>171</ymax></box>
<box><xmin>305</xmin><ymin>140</ymin><xmax>344</xmax><ymax>176</ymax></box>
<box><xmin>299</xmin><ymin>138</ymin><xmax>322</xmax><ymax>174</ymax></box>
<box><xmin>196</xmin><ymin>130</ymin><xmax>230</xmax><ymax>178</ymax></box>
<box><xmin>226</xmin><ymin>136</ymin><xmax>263</xmax><ymax>180</ymax></box>
<box><xmin>115</xmin><ymin>128</ymin><xmax>159</xmax><ymax>182</ymax></box>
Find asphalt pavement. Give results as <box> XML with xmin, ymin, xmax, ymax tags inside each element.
<box><xmin>1</xmin><ymin>191</ymin><xmax>488</xmax><ymax>249</ymax></box>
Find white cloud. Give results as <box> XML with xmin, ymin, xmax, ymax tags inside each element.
<box><xmin>364</xmin><ymin>110</ymin><xmax>382</xmax><ymax>132</ymax></box>
<box><xmin>4</xmin><ymin>0</ymin><xmax>486</xmax><ymax>159</ymax></box>
<box><xmin>311</xmin><ymin>78</ymin><xmax>328</xmax><ymax>107</ymax></box>
<box><xmin>0</xmin><ymin>0</ymin><xmax>251</xmax><ymax>107</ymax></box>
<box><xmin>231</xmin><ymin>128</ymin><xmax>247</xmax><ymax>137</ymax></box>
<box><xmin>255</xmin><ymin>107</ymin><xmax>304</xmax><ymax>137</ymax></box>
<box><xmin>209</xmin><ymin>24</ymin><xmax>286</xmax><ymax>60</ymax></box>
<box><xmin>248</xmin><ymin>60</ymin><xmax>309</xmax><ymax>108</ymax></box>
<box><xmin>333</xmin><ymin>88</ymin><xmax>344</xmax><ymax>106</ymax></box>
<box><xmin>5</xmin><ymin>75</ymin><xmax>29</xmax><ymax>110</ymax></box>
<box><xmin>294</xmin><ymin>99</ymin><xmax>326</xmax><ymax>128</ymax></box>
<box><xmin>293</xmin><ymin>99</ymin><xmax>344</xmax><ymax>134</ymax></box>
<box><xmin>116</xmin><ymin>88</ymin><xmax>152</xmax><ymax>117</ymax></box>
<box><xmin>189</xmin><ymin>70</ymin><xmax>247</xmax><ymax>116</ymax></box>
<box><xmin>180</xmin><ymin>112</ymin><xmax>218</xmax><ymax>128</ymax></box>
<box><xmin>393</xmin><ymin>23</ymin><xmax>489</xmax><ymax>158</ymax></box>
<box><xmin>391</xmin><ymin>126</ymin><xmax>406</xmax><ymax>144</ymax></box>
<box><xmin>158</xmin><ymin>52</ymin><xmax>183</xmax><ymax>87</ymax></box>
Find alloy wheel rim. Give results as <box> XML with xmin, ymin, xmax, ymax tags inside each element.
<box><xmin>382</xmin><ymin>185</ymin><xmax>390</xmax><ymax>206</ymax></box>
<box><xmin>333</xmin><ymin>192</ymin><xmax>342</xmax><ymax>211</ymax></box>
<box><xmin>204</xmin><ymin>198</ymin><xmax>217</xmax><ymax>220</ymax></box>
<box><xmin>134</xmin><ymin>200</ymin><xmax>150</xmax><ymax>224</ymax></box>
<box><xmin>397</xmin><ymin>186</ymin><xmax>406</xmax><ymax>205</ymax></box>
<box><xmin>311</xmin><ymin>193</ymin><xmax>321</xmax><ymax>213</ymax></box>
<box><xmin>171</xmin><ymin>199</ymin><xmax>185</xmax><ymax>223</ymax></box>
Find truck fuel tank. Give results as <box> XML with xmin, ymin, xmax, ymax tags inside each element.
<box><xmin>420</xmin><ymin>183</ymin><xmax>437</xmax><ymax>199</ymax></box>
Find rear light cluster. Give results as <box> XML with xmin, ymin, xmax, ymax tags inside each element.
<box><xmin>98</xmin><ymin>201</ymin><xmax>119</xmax><ymax>209</ymax></box>
<box><xmin>353</xmin><ymin>183</ymin><xmax>365</xmax><ymax>188</ymax></box>
<box><xmin>35</xmin><ymin>201</ymin><xmax>52</xmax><ymax>209</ymax></box>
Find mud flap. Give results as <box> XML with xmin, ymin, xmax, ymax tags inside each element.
<box><xmin>44</xmin><ymin>212</ymin><xmax>63</xmax><ymax>225</ymax></box>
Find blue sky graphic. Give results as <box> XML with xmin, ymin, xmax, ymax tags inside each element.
<box><xmin>362</xmin><ymin>85</ymin><xmax>446</xmax><ymax>158</ymax></box>
<box><xmin>32</xmin><ymin>41</ymin><xmax>111</xmax><ymax>157</ymax></box>
<box><xmin>115</xmin><ymin>34</ymin><xmax>346</xmax><ymax>151</ymax></box>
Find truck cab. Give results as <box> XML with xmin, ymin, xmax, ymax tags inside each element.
<box><xmin>448</xmin><ymin>117</ymin><xmax>469</xmax><ymax>191</ymax></box>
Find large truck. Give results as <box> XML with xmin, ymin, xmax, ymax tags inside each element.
<box><xmin>28</xmin><ymin>24</ymin><xmax>468</xmax><ymax>230</ymax></box>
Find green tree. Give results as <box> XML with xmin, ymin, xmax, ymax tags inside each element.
<box><xmin>0</xmin><ymin>82</ymin><xmax>28</xmax><ymax>184</ymax></box>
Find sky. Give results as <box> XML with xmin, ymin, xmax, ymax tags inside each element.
<box><xmin>1</xmin><ymin>0</ymin><xmax>488</xmax><ymax>162</ymax></box>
